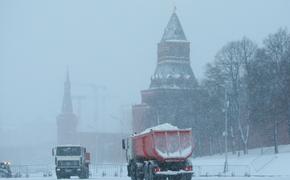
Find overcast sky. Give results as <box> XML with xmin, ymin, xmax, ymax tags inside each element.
<box><xmin>0</xmin><ymin>0</ymin><xmax>290</xmax><ymax>147</ymax></box>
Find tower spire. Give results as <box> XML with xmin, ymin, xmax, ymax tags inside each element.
<box><xmin>57</xmin><ymin>69</ymin><xmax>78</xmax><ymax>145</ymax></box>
<box><xmin>161</xmin><ymin>10</ymin><xmax>186</xmax><ymax>42</ymax></box>
<box><xmin>62</xmin><ymin>69</ymin><xmax>73</xmax><ymax>113</ymax></box>
<box><xmin>66</xmin><ymin>66</ymin><xmax>70</xmax><ymax>82</ymax></box>
<box><xmin>173</xmin><ymin>2</ymin><xmax>177</xmax><ymax>13</ymax></box>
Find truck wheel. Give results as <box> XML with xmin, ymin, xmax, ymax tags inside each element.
<box><xmin>60</xmin><ymin>175</ymin><xmax>69</xmax><ymax>179</ymax></box>
<box><xmin>168</xmin><ymin>175</ymin><xmax>189</xmax><ymax>180</ymax></box>
<box><xmin>62</xmin><ymin>175</ymin><xmax>70</xmax><ymax>179</ymax></box>
<box><xmin>131</xmin><ymin>174</ymin><xmax>140</xmax><ymax>180</ymax></box>
<box><xmin>144</xmin><ymin>164</ymin><xmax>150</xmax><ymax>180</ymax></box>
<box><xmin>130</xmin><ymin>161</ymin><xmax>141</xmax><ymax>180</ymax></box>
<box><xmin>85</xmin><ymin>170</ymin><xmax>89</xmax><ymax>179</ymax></box>
<box><xmin>79</xmin><ymin>172</ymin><xmax>85</xmax><ymax>179</ymax></box>
<box><xmin>56</xmin><ymin>173</ymin><xmax>62</xmax><ymax>179</ymax></box>
<box><xmin>180</xmin><ymin>174</ymin><xmax>192</xmax><ymax>180</ymax></box>
<box><xmin>79</xmin><ymin>169</ymin><xmax>89</xmax><ymax>179</ymax></box>
<box><xmin>146</xmin><ymin>164</ymin><xmax>159</xmax><ymax>180</ymax></box>
<box><xmin>168</xmin><ymin>176</ymin><xmax>179</xmax><ymax>180</ymax></box>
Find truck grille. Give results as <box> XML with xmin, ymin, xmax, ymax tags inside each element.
<box><xmin>58</xmin><ymin>160</ymin><xmax>79</xmax><ymax>167</ymax></box>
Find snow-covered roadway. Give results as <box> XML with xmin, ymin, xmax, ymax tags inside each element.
<box><xmin>2</xmin><ymin>176</ymin><xmax>290</xmax><ymax>180</ymax></box>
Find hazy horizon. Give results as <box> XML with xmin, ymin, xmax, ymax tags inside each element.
<box><xmin>0</xmin><ymin>0</ymin><xmax>290</xmax><ymax>154</ymax></box>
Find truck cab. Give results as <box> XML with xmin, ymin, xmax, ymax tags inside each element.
<box><xmin>52</xmin><ymin>145</ymin><xmax>90</xmax><ymax>179</ymax></box>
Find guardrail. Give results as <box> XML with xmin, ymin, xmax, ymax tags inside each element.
<box><xmin>10</xmin><ymin>164</ymin><xmax>54</xmax><ymax>178</ymax></box>
<box><xmin>9</xmin><ymin>163</ymin><xmax>252</xmax><ymax>178</ymax></box>
<box><xmin>92</xmin><ymin>163</ymin><xmax>251</xmax><ymax>177</ymax></box>
<box><xmin>91</xmin><ymin>163</ymin><xmax>127</xmax><ymax>177</ymax></box>
<box><xmin>10</xmin><ymin>163</ymin><xmax>127</xmax><ymax>178</ymax></box>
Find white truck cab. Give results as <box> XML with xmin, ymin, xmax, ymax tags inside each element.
<box><xmin>52</xmin><ymin>145</ymin><xmax>90</xmax><ymax>179</ymax></box>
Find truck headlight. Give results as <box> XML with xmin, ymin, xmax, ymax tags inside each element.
<box><xmin>56</xmin><ymin>168</ymin><xmax>60</xmax><ymax>171</ymax></box>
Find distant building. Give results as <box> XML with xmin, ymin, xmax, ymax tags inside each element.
<box><xmin>56</xmin><ymin>71</ymin><xmax>78</xmax><ymax>145</ymax></box>
<box><xmin>56</xmin><ymin>72</ymin><xmax>127</xmax><ymax>163</ymax></box>
<box><xmin>132</xmin><ymin>11</ymin><xmax>199</xmax><ymax>133</ymax></box>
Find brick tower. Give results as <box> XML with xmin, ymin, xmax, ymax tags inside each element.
<box><xmin>56</xmin><ymin>71</ymin><xmax>78</xmax><ymax>144</ymax></box>
<box><xmin>132</xmin><ymin>11</ymin><xmax>198</xmax><ymax>133</ymax></box>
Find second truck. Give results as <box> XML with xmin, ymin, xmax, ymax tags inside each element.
<box><xmin>122</xmin><ymin>123</ymin><xmax>194</xmax><ymax>180</ymax></box>
<box><xmin>52</xmin><ymin>145</ymin><xmax>90</xmax><ymax>179</ymax></box>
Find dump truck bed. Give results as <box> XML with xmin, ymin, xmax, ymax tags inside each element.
<box><xmin>132</xmin><ymin>128</ymin><xmax>193</xmax><ymax>162</ymax></box>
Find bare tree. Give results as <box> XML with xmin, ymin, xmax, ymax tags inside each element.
<box><xmin>215</xmin><ymin>41</ymin><xmax>241</xmax><ymax>154</ymax></box>
<box><xmin>263</xmin><ymin>28</ymin><xmax>290</xmax><ymax>154</ymax></box>
<box><xmin>202</xmin><ymin>63</ymin><xmax>227</xmax><ymax>155</ymax></box>
<box><xmin>237</xmin><ymin>37</ymin><xmax>257</xmax><ymax>154</ymax></box>
<box><xmin>215</xmin><ymin>38</ymin><xmax>257</xmax><ymax>154</ymax></box>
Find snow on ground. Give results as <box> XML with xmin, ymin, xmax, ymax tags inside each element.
<box><xmin>192</xmin><ymin>144</ymin><xmax>290</xmax><ymax>177</ymax></box>
<box><xmin>2</xmin><ymin>176</ymin><xmax>290</xmax><ymax>180</ymax></box>
<box><xmin>4</xmin><ymin>145</ymin><xmax>290</xmax><ymax>179</ymax></box>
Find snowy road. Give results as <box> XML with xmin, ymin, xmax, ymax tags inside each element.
<box><xmin>2</xmin><ymin>177</ymin><xmax>290</xmax><ymax>180</ymax></box>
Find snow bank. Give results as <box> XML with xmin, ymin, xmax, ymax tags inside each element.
<box><xmin>192</xmin><ymin>144</ymin><xmax>290</xmax><ymax>177</ymax></box>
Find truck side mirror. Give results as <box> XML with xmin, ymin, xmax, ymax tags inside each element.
<box><xmin>52</xmin><ymin>148</ymin><xmax>55</xmax><ymax>156</ymax></box>
<box><xmin>122</xmin><ymin>139</ymin><xmax>126</xmax><ymax>150</ymax></box>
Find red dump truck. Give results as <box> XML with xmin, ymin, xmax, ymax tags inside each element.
<box><xmin>122</xmin><ymin>124</ymin><xmax>194</xmax><ymax>180</ymax></box>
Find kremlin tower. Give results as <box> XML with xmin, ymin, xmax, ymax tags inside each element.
<box><xmin>132</xmin><ymin>11</ymin><xmax>198</xmax><ymax>133</ymax></box>
<box><xmin>56</xmin><ymin>71</ymin><xmax>78</xmax><ymax>144</ymax></box>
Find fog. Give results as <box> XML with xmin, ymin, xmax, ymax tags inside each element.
<box><xmin>0</xmin><ymin>0</ymin><xmax>290</xmax><ymax>164</ymax></box>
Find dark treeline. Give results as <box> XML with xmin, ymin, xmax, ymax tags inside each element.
<box><xmin>192</xmin><ymin>28</ymin><xmax>290</xmax><ymax>156</ymax></box>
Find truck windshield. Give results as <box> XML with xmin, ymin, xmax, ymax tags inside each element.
<box><xmin>56</xmin><ymin>147</ymin><xmax>81</xmax><ymax>156</ymax></box>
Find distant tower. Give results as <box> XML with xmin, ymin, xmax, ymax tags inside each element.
<box><xmin>56</xmin><ymin>71</ymin><xmax>78</xmax><ymax>144</ymax></box>
<box><xmin>132</xmin><ymin>11</ymin><xmax>198</xmax><ymax>132</ymax></box>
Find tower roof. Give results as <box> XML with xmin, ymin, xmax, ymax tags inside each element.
<box><xmin>161</xmin><ymin>12</ymin><xmax>187</xmax><ymax>42</ymax></box>
<box><xmin>150</xmin><ymin>10</ymin><xmax>197</xmax><ymax>89</ymax></box>
<box><xmin>61</xmin><ymin>70</ymin><xmax>73</xmax><ymax>113</ymax></box>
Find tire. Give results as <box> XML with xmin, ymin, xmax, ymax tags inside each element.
<box><xmin>56</xmin><ymin>173</ymin><xmax>62</xmax><ymax>179</ymax></box>
<box><xmin>145</xmin><ymin>164</ymin><xmax>159</xmax><ymax>180</ymax></box>
<box><xmin>144</xmin><ymin>164</ymin><xmax>150</xmax><ymax>180</ymax></box>
<box><xmin>63</xmin><ymin>175</ymin><xmax>70</xmax><ymax>179</ymax></box>
<box><xmin>86</xmin><ymin>170</ymin><xmax>89</xmax><ymax>179</ymax></box>
<box><xmin>167</xmin><ymin>176</ymin><xmax>175</xmax><ymax>180</ymax></box>
<box><xmin>183</xmin><ymin>174</ymin><xmax>194</xmax><ymax>180</ymax></box>
<box><xmin>130</xmin><ymin>160</ymin><xmax>143</xmax><ymax>180</ymax></box>
<box><xmin>84</xmin><ymin>170</ymin><xmax>89</xmax><ymax>179</ymax></box>
<box><xmin>128</xmin><ymin>161</ymin><xmax>136</xmax><ymax>180</ymax></box>
<box><xmin>79</xmin><ymin>175</ymin><xmax>84</xmax><ymax>179</ymax></box>
<box><xmin>177</xmin><ymin>174</ymin><xmax>192</xmax><ymax>180</ymax></box>
<box><xmin>79</xmin><ymin>171</ymin><xmax>86</xmax><ymax>179</ymax></box>
<box><xmin>130</xmin><ymin>165</ymin><xmax>136</xmax><ymax>180</ymax></box>
<box><xmin>79</xmin><ymin>167</ymin><xmax>90</xmax><ymax>179</ymax></box>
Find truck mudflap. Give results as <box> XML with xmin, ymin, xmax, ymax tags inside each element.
<box><xmin>155</xmin><ymin>170</ymin><xmax>193</xmax><ymax>176</ymax></box>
